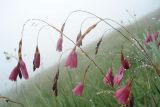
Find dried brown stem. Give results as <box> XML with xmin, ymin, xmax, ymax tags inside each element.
<box><xmin>95</xmin><ymin>29</ymin><xmax>110</xmax><ymax>55</ymax></box>
<box><xmin>82</xmin><ymin>63</ymin><xmax>91</xmax><ymax>83</ymax></box>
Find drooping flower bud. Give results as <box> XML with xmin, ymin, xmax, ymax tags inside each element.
<box><xmin>121</xmin><ymin>52</ymin><xmax>130</xmax><ymax>69</ymax></box>
<box><xmin>56</xmin><ymin>37</ymin><xmax>63</xmax><ymax>52</ymax></box>
<box><xmin>33</xmin><ymin>46</ymin><xmax>40</xmax><ymax>71</ymax></box>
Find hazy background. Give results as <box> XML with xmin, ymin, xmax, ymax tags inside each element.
<box><xmin>0</xmin><ymin>0</ymin><xmax>160</xmax><ymax>93</ymax></box>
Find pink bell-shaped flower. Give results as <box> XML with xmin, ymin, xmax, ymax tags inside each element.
<box><xmin>10</xmin><ymin>39</ymin><xmax>29</xmax><ymax>81</ymax></box>
<box><xmin>103</xmin><ymin>67</ymin><xmax>114</xmax><ymax>86</ymax></box>
<box><xmin>153</xmin><ymin>32</ymin><xmax>159</xmax><ymax>41</ymax></box>
<box><xmin>144</xmin><ymin>32</ymin><xmax>153</xmax><ymax>44</ymax></box>
<box><xmin>19</xmin><ymin>59</ymin><xmax>29</xmax><ymax>80</ymax></box>
<box><xmin>56</xmin><ymin>37</ymin><xmax>63</xmax><ymax>52</ymax></box>
<box><xmin>114</xmin><ymin>80</ymin><xmax>132</xmax><ymax>105</ymax></box>
<box><xmin>113</xmin><ymin>65</ymin><xmax>125</xmax><ymax>85</ymax></box>
<box><xmin>9</xmin><ymin>64</ymin><xmax>21</xmax><ymax>81</ymax></box>
<box><xmin>72</xmin><ymin>82</ymin><xmax>84</xmax><ymax>96</ymax></box>
<box><xmin>65</xmin><ymin>49</ymin><xmax>77</xmax><ymax>69</ymax></box>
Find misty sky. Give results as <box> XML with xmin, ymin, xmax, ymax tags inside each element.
<box><xmin>0</xmin><ymin>0</ymin><xmax>160</xmax><ymax>93</ymax></box>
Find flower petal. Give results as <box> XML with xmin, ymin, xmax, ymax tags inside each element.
<box><xmin>19</xmin><ymin>59</ymin><xmax>29</xmax><ymax>80</ymax></box>
<box><xmin>65</xmin><ymin>50</ymin><xmax>77</xmax><ymax>69</ymax></box>
<box><xmin>9</xmin><ymin>64</ymin><xmax>20</xmax><ymax>81</ymax></box>
<box><xmin>103</xmin><ymin>68</ymin><xmax>114</xmax><ymax>86</ymax></box>
<box><xmin>114</xmin><ymin>80</ymin><xmax>131</xmax><ymax>105</ymax></box>
<box><xmin>72</xmin><ymin>82</ymin><xmax>84</xmax><ymax>96</ymax></box>
<box><xmin>56</xmin><ymin>37</ymin><xmax>63</xmax><ymax>52</ymax></box>
<box><xmin>114</xmin><ymin>65</ymin><xmax>125</xmax><ymax>85</ymax></box>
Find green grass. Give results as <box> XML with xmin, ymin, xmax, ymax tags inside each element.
<box><xmin>1</xmin><ymin>9</ymin><xmax>160</xmax><ymax>107</ymax></box>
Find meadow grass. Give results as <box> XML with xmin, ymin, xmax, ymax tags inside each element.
<box><xmin>1</xmin><ymin>9</ymin><xmax>160</xmax><ymax>107</ymax></box>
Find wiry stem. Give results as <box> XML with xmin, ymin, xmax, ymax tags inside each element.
<box><xmin>20</xmin><ymin>10</ymin><xmax>156</xmax><ymax>77</ymax></box>
<box><xmin>0</xmin><ymin>96</ymin><xmax>24</xmax><ymax>107</ymax></box>
<box><xmin>79</xmin><ymin>16</ymin><xmax>97</xmax><ymax>31</ymax></box>
<box><xmin>63</xmin><ymin>10</ymin><xmax>131</xmax><ymax>42</ymax></box>
<box><xmin>52</xmin><ymin>48</ymin><xmax>75</xmax><ymax>96</ymax></box>
<box><xmin>36</xmin><ymin>25</ymin><xmax>48</xmax><ymax>46</ymax></box>
<box><xmin>78</xmin><ymin>48</ymin><xmax>104</xmax><ymax>75</ymax></box>
<box><xmin>76</xmin><ymin>17</ymin><xmax>97</xmax><ymax>45</ymax></box>
<box><xmin>58</xmin><ymin>48</ymin><xmax>72</xmax><ymax>69</ymax></box>
<box><xmin>106</xmin><ymin>18</ymin><xmax>154</xmax><ymax>66</ymax></box>
<box><xmin>21</xmin><ymin>18</ymin><xmax>105</xmax><ymax>76</ymax></box>
<box><xmin>65</xmin><ymin>10</ymin><xmax>155</xmax><ymax>71</ymax></box>
<box><xmin>95</xmin><ymin>29</ymin><xmax>111</xmax><ymax>55</ymax></box>
<box><xmin>21</xmin><ymin>19</ymin><xmax>34</xmax><ymax>38</ymax></box>
<box><xmin>33</xmin><ymin>15</ymin><xmax>145</xmax><ymax>76</ymax></box>
<box><xmin>38</xmin><ymin>10</ymin><xmax>154</xmax><ymax>70</ymax></box>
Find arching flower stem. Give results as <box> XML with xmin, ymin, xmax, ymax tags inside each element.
<box><xmin>20</xmin><ymin>18</ymin><xmax>105</xmax><ymax>75</ymax></box>
<box><xmin>64</xmin><ymin>10</ymin><xmax>155</xmax><ymax>70</ymax></box>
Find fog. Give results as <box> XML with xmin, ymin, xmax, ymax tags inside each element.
<box><xmin>0</xmin><ymin>0</ymin><xmax>160</xmax><ymax>93</ymax></box>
